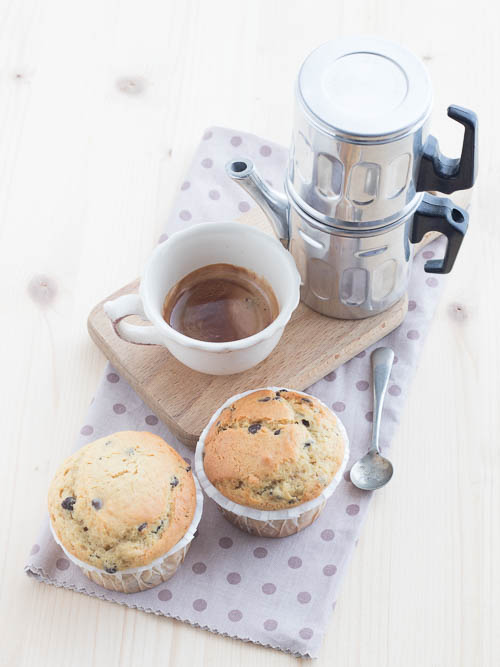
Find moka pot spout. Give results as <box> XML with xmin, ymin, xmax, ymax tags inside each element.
<box><xmin>225</xmin><ymin>159</ymin><xmax>290</xmax><ymax>247</ymax></box>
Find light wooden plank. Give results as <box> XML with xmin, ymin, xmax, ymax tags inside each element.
<box><xmin>1</xmin><ymin>0</ymin><xmax>498</xmax><ymax>665</ymax></box>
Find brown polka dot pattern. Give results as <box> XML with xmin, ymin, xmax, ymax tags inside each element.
<box><xmin>321</xmin><ymin>529</ymin><xmax>334</xmax><ymax>541</ymax></box>
<box><xmin>192</xmin><ymin>562</ymin><xmax>207</xmax><ymax>574</ymax></box>
<box><xmin>158</xmin><ymin>589</ymin><xmax>172</xmax><ymax>601</ymax></box>
<box><xmin>193</xmin><ymin>599</ymin><xmax>207</xmax><ymax>611</ymax></box>
<box><xmin>262</xmin><ymin>583</ymin><xmax>276</xmax><ymax>595</ymax></box>
<box><xmin>253</xmin><ymin>547</ymin><xmax>267</xmax><ymax>559</ymax></box>
<box><xmin>56</xmin><ymin>558</ymin><xmax>70</xmax><ymax>571</ymax></box>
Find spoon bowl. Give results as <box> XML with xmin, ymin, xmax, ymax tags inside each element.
<box><xmin>350</xmin><ymin>450</ymin><xmax>394</xmax><ymax>491</ymax></box>
<box><xmin>350</xmin><ymin>346</ymin><xmax>395</xmax><ymax>492</ymax></box>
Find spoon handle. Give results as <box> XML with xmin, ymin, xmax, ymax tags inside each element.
<box><xmin>370</xmin><ymin>347</ymin><xmax>395</xmax><ymax>454</ymax></box>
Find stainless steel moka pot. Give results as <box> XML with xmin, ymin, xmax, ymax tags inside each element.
<box><xmin>226</xmin><ymin>37</ymin><xmax>478</xmax><ymax>319</ymax></box>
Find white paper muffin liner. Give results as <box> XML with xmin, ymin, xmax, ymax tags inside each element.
<box><xmin>49</xmin><ymin>475</ymin><xmax>204</xmax><ymax>594</ymax></box>
<box><xmin>195</xmin><ymin>387</ymin><xmax>350</xmax><ymax>538</ymax></box>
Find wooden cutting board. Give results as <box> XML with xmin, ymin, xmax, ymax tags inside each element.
<box><xmin>88</xmin><ymin>208</ymin><xmax>434</xmax><ymax>449</ymax></box>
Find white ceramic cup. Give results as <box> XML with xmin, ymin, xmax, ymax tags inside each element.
<box><xmin>104</xmin><ymin>222</ymin><xmax>301</xmax><ymax>375</ymax></box>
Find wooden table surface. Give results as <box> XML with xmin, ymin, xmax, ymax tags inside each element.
<box><xmin>1</xmin><ymin>1</ymin><xmax>498</xmax><ymax>665</ymax></box>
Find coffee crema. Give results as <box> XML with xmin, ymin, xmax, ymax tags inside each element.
<box><xmin>162</xmin><ymin>263</ymin><xmax>279</xmax><ymax>343</ymax></box>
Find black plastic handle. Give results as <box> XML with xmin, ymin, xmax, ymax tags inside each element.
<box><xmin>411</xmin><ymin>193</ymin><xmax>469</xmax><ymax>274</ymax></box>
<box><xmin>416</xmin><ymin>105</ymin><xmax>478</xmax><ymax>195</ymax></box>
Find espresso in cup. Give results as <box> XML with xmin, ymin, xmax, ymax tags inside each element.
<box><xmin>162</xmin><ymin>263</ymin><xmax>279</xmax><ymax>343</ymax></box>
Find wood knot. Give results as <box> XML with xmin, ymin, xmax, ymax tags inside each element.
<box><xmin>27</xmin><ymin>274</ymin><xmax>57</xmax><ymax>307</ymax></box>
<box><xmin>116</xmin><ymin>76</ymin><xmax>146</xmax><ymax>95</ymax></box>
<box><xmin>448</xmin><ymin>302</ymin><xmax>468</xmax><ymax>322</ymax></box>
<box><xmin>13</xmin><ymin>71</ymin><xmax>30</xmax><ymax>82</ymax></box>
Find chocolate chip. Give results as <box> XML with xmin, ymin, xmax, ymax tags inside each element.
<box><xmin>170</xmin><ymin>476</ymin><xmax>179</xmax><ymax>487</ymax></box>
<box><xmin>248</xmin><ymin>423</ymin><xmax>261</xmax><ymax>434</ymax></box>
<box><xmin>138</xmin><ymin>522</ymin><xmax>147</xmax><ymax>532</ymax></box>
<box><xmin>274</xmin><ymin>429</ymin><xmax>281</xmax><ymax>435</ymax></box>
<box><xmin>258</xmin><ymin>397</ymin><xmax>271</xmax><ymax>402</ymax></box>
<box><xmin>152</xmin><ymin>520</ymin><xmax>164</xmax><ymax>534</ymax></box>
<box><xmin>302</xmin><ymin>398</ymin><xmax>312</xmax><ymax>403</ymax></box>
<box><xmin>185</xmin><ymin>466</ymin><xmax>191</xmax><ymax>472</ymax></box>
<box><xmin>83</xmin><ymin>527</ymin><xmax>88</xmax><ymax>531</ymax></box>
<box><xmin>61</xmin><ymin>496</ymin><xmax>76</xmax><ymax>511</ymax></box>
<box><xmin>105</xmin><ymin>440</ymin><xmax>112</xmax><ymax>446</ymax></box>
<box><xmin>304</xmin><ymin>442</ymin><xmax>312</xmax><ymax>447</ymax></box>
<box><xmin>105</xmin><ymin>565</ymin><xmax>117</xmax><ymax>574</ymax></box>
<box><xmin>288</xmin><ymin>500</ymin><xmax>295</xmax><ymax>504</ymax></box>
<box><xmin>92</xmin><ymin>498</ymin><xmax>102</xmax><ymax>510</ymax></box>
<box><xmin>302</xmin><ymin>419</ymin><xmax>310</xmax><ymax>427</ymax></box>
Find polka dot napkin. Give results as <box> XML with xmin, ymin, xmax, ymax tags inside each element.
<box><xmin>25</xmin><ymin>127</ymin><xmax>446</xmax><ymax>658</ymax></box>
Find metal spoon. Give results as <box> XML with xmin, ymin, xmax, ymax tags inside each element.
<box><xmin>350</xmin><ymin>347</ymin><xmax>395</xmax><ymax>491</ymax></box>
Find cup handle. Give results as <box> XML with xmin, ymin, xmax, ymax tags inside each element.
<box><xmin>103</xmin><ymin>294</ymin><xmax>164</xmax><ymax>346</ymax></box>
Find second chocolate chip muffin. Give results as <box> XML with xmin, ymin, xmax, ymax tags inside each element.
<box><xmin>203</xmin><ymin>389</ymin><xmax>346</xmax><ymax>510</ymax></box>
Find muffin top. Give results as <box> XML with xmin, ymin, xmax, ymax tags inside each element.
<box><xmin>203</xmin><ymin>389</ymin><xmax>346</xmax><ymax>510</ymax></box>
<box><xmin>48</xmin><ymin>431</ymin><xmax>195</xmax><ymax>572</ymax></box>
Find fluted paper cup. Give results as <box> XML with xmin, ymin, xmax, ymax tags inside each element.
<box><xmin>49</xmin><ymin>476</ymin><xmax>203</xmax><ymax>593</ymax></box>
<box><xmin>195</xmin><ymin>388</ymin><xmax>349</xmax><ymax>538</ymax></box>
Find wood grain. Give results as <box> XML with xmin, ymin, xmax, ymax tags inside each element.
<box><xmin>1</xmin><ymin>1</ymin><xmax>499</xmax><ymax>666</ymax></box>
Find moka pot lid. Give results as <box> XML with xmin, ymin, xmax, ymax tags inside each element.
<box><xmin>297</xmin><ymin>36</ymin><xmax>433</xmax><ymax>140</ymax></box>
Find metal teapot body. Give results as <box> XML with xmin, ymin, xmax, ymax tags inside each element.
<box><xmin>227</xmin><ymin>160</ymin><xmax>469</xmax><ymax>319</ymax></box>
<box><xmin>227</xmin><ymin>38</ymin><xmax>477</xmax><ymax>320</ymax></box>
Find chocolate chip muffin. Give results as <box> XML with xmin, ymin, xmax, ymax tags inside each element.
<box><xmin>203</xmin><ymin>389</ymin><xmax>346</xmax><ymax>510</ymax></box>
<box><xmin>48</xmin><ymin>431</ymin><xmax>195</xmax><ymax>572</ymax></box>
